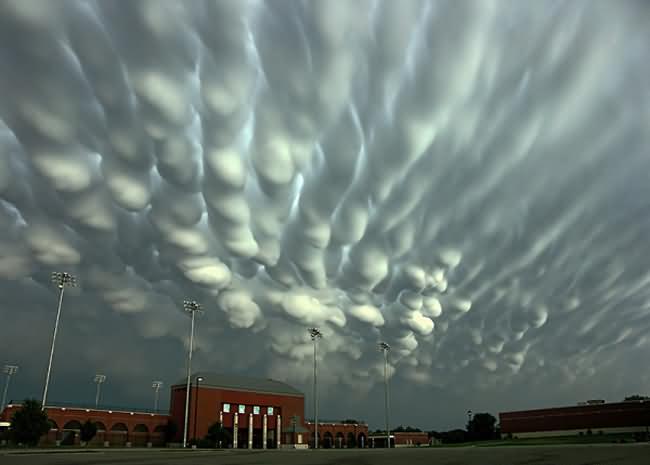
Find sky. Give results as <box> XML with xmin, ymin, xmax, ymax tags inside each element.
<box><xmin>1</xmin><ymin>0</ymin><xmax>650</xmax><ymax>432</ymax></box>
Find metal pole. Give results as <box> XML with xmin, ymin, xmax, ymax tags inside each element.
<box><xmin>180</xmin><ymin>301</ymin><xmax>202</xmax><ymax>447</ymax></box>
<box><xmin>95</xmin><ymin>382</ymin><xmax>101</xmax><ymax>408</ymax></box>
<box><xmin>1</xmin><ymin>366</ymin><xmax>18</xmax><ymax>413</ymax></box>
<box><xmin>1</xmin><ymin>374</ymin><xmax>10</xmax><ymax>413</ymax></box>
<box><xmin>314</xmin><ymin>336</ymin><xmax>318</xmax><ymax>449</ymax></box>
<box><xmin>152</xmin><ymin>382</ymin><xmax>162</xmax><ymax>412</ymax></box>
<box><xmin>42</xmin><ymin>285</ymin><xmax>65</xmax><ymax>409</ymax></box>
<box><xmin>384</xmin><ymin>349</ymin><xmax>389</xmax><ymax>448</ymax></box>
<box><xmin>309</xmin><ymin>328</ymin><xmax>322</xmax><ymax>449</ymax></box>
<box><xmin>379</xmin><ymin>342</ymin><xmax>391</xmax><ymax>449</ymax></box>
<box><xmin>193</xmin><ymin>377</ymin><xmax>202</xmax><ymax>443</ymax></box>
<box><xmin>182</xmin><ymin>307</ymin><xmax>196</xmax><ymax>448</ymax></box>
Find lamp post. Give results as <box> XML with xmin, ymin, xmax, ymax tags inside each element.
<box><xmin>379</xmin><ymin>342</ymin><xmax>391</xmax><ymax>449</ymax></box>
<box><xmin>43</xmin><ymin>271</ymin><xmax>76</xmax><ymax>409</ymax></box>
<box><xmin>182</xmin><ymin>300</ymin><xmax>202</xmax><ymax>448</ymax></box>
<box><xmin>93</xmin><ymin>374</ymin><xmax>106</xmax><ymax>408</ymax></box>
<box><xmin>308</xmin><ymin>327</ymin><xmax>322</xmax><ymax>449</ymax></box>
<box><xmin>152</xmin><ymin>381</ymin><xmax>163</xmax><ymax>412</ymax></box>
<box><xmin>193</xmin><ymin>376</ymin><xmax>204</xmax><ymax>443</ymax></box>
<box><xmin>1</xmin><ymin>365</ymin><xmax>18</xmax><ymax>413</ymax></box>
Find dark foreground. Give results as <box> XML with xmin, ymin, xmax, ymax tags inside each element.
<box><xmin>2</xmin><ymin>444</ymin><xmax>649</xmax><ymax>465</ymax></box>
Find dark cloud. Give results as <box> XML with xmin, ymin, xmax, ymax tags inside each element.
<box><xmin>1</xmin><ymin>0</ymin><xmax>649</xmax><ymax>430</ymax></box>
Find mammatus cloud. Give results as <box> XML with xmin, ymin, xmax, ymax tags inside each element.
<box><xmin>1</xmin><ymin>0</ymin><xmax>650</xmax><ymax>428</ymax></box>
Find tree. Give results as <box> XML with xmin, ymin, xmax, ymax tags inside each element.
<box><xmin>624</xmin><ymin>395</ymin><xmax>649</xmax><ymax>401</ymax></box>
<box><xmin>10</xmin><ymin>399</ymin><xmax>49</xmax><ymax>446</ymax></box>
<box><xmin>164</xmin><ymin>418</ymin><xmax>178</xmax><ymax>444</ymax></box>
<box><xmin>467</xmin><ymin>412</ymin><xmax>497</xmax><ymax>441</ymax></box>
<box><xmin>79</xmin><ymin>420</ymin><xmax>97</xmax><ymax>445</ymax></box>
<box><xmin>205</xmin><ymin>422</ymin><xmax>230</xmax><ymax>448</ymax></box>
<box><xmin>440</xmin><ymin>429</ymin><xmax>467</xmax><ymax>444</ymax></box>
<box><xmin>342</xmin><ymin>419</ymin><xmax>359</xmax><ymax>424</ymax></box>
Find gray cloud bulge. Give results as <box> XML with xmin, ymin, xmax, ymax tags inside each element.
<box><xmin>1</xmin><ymin>0</ymin><xmax>650</xmax><ymax>428</ymax></box>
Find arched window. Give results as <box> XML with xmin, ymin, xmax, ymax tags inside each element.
<box><xmin>110</xmin><ymin>423</ymin><xmax>128</xmax><ymax>432</ymax></box>
<box><xmin>335</xmin><ymin>432</ymin><xmax>345</xmax><ymax>448</ymax></box>
<box><xmin>63</xmin><ymin>420</ymin><xmax>82</xmax><ymax>430</ymax></box>
<box><xmin>133</xmin><ymin>424</ymin><xmax>149</xmax><ymax>433</ymax></box>
<box><xmin>48</xmin><ymin>420</ymin><xmax>58</xmax><ymax>430</ymax></box>
<box><xmin>94</xmin><ymin>422</ymin><xmax>106</xmax><ymax>432</ymax></box>
<box><xmin>323</xmin><ymin>431</ymin><xmax>333</xmax><ymax>448</ymax></box>
<box><xmin>347</xmin><ymin>432</ymin><xmax>356</xmax><ymax>448</ymax></box>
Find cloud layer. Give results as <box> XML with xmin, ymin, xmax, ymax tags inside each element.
<box><xmin>1</xmin><ymin>0</ymin><xmax>650</xmax><ymax>428</ymax></box>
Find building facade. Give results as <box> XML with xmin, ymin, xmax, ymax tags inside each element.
<box><xmin>500</xmin><ymin>400</ymin><xmax>650</xmax><ymax>438</ymax></box>
<box><xmin>170</xmin><ymin>372</ymin><xmax>308</xmax><ymax>448</ymax></box>
<box><xmin>305</xmin><ymin>420</ymin><xmax>368</xmax><ymax>448</ymax></box>
<box><xmin>0</xmin><ymin>403</ymin><xmax>168</xmax><ymax>446</ymax></box>
<box><xmin>1</xmin><ymin>372</ymin><xmax>369</xmax><ymax>448</ymax></box>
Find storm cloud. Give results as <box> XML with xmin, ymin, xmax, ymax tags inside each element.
<box><xmin>1</xmin><ymin>0</ymin><xmax>650</xmax><ymax>429</ymax></box>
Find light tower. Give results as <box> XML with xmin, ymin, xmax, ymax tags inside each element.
<box><xmin>43</xmin><ymin>272</ymin><xmax>77</xmax><ymax>409</ymax></box>
<box><xmin>379</xmin><ymin>341</ymin><xmax>391</xmax><ymax>448</ymax></box>
<box><xmin>152</xmin><ymin>381</ymin><xmax>163</xmax><ymax>411</ymax></box>
<box><xmin>1</xmin><ymin>365</ymin><xmax>18</xmax><ymax>413</ymax></box>
<box><xmin>182</xmin><ymin>300</ymin><xmax>202</xmax><ymax>448</ymax></box>
<box><xmin>308</xmin><ymin>327</ymin><xmax>322</xmax><ymax>449</ymax></box>
<box><xmin>93</xmin><ymin>374</ymin><xmax>106</xmax><ymax>408</ymax></box>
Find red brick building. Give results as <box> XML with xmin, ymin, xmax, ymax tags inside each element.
<box><xmin>0</xmin><ymin>403</ymin><xmax>168</xmax><ymax>447</ymax></box>
<box><xmin>1</xmin><ymin>372</ymin><xmax>368</xmax><ymax>448</ymax></box>
<box><xmin>500</xmin><ymin>400</ymin><xmax>650</xmax><ymax>438</ymax></box>
<box><xmin>171</xmin><ymin>372</ymin><xmax>368</xmax><ymax>449</ymax></box>
<box><xmin>171</xmin><ymin>372</ymin><xmax>307</xmax><ymax>448</ymax></box>
<box><xmin>305</xmin><ymin>420</ymin><xmax>368</xmax><ymax>448</ymax></box>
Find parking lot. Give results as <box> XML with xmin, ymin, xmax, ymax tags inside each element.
<box><xmin>2</xmin><ymin>444</ymin><xmax>650</xmax><ymax>465</ymax></box>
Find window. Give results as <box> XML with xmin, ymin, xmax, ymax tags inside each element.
<box><xmin>253</xmin><ymin>406</ymin><xmax>260</xmax><ymax>415</ymax></box>
<box><xmin>223</xmin><ymin>403</ymin><xmax>230</xmax><ymax>413</ymax></box>
<box><xmin>267</xmin><ymin>406</ymin><xmax>274</xmax><ymax>415</ymax></box>
<box><xmin>238</xmin><ymin>404</ymin><xmax>246</xmax><ymax>414</ymax></box>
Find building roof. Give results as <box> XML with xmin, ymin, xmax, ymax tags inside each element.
<box><xmin>172</xmin><ymin>372</ymin><xmax>303</xmax><ymax>397</ymax></box>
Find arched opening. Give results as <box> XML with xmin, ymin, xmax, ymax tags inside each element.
<box><xmin>48</xmin><ymin>420</ymin><xmax>58</xmax><ymax>430</ymax></box>
<box><xmin>63</xmin><ymin>420</ymin><xmax>82</xmax><ymax>430</ymax></box>
<box><xmin>132</xmin><ymin>424</ymin><xmax>149</xmax><ymax>446</ymax></box>
<box><xmin>133</xmin><ymin>424</ymin><xmax>149</xmax><ymax>433</ymax></box>
<box><xmin>335</xmin><ymin>432</ymin><xmax>345</xmax><ymax>448</ymax></box>
<box><xmin>110</xmin><ymin>422</ymin><xmax>128</xmax><ymax>446</ymax></box>
<box><xmin>151</xmin><ymin>425</ymin><xmax>166</xmax><ymax>447</ymax></box>
<box><xmin>94</xmin><ymin>422</ymin><xmax>106</xmax><ymax>432</ymax></box>
<box><xmin>61</xmin><ymin>420</ymin><xmax>82</xmax><ymax>445</ymax></box>
<box><xmin>312</xmin><ymin>432</ymin><xmax>321</xmax><ymax>448</ymax></box>
<box><xmin>347</xmin><ymin>432</ymin><xmax>356</xmax><ymax>448</ymax></box>
<box><xmin>323</xmin><ymin>431</ymin><xmax>333</xmax><ymax>449</ymax></box>
<box><xmin>111</xmin><ymin>423</ymin><xmax>128</xmax><ymax>432</ymax></box>
<box><xmin>357</xmin><ymin>432</ymin><xmax>366</xmax><ymax>448</ymax></box>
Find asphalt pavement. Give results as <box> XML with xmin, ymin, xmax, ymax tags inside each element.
<box><xmin>2</xmin><ymin>444</ymin><xmax>649</xmax><ymax>465</ymax></box>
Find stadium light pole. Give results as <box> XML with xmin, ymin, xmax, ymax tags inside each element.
<box><xmin>308</xmin><ymin>327</ymin><xmax>322</xmax><ymax>449</ymax></box>
<box><xmin>182</xmin><ymin>300</ymin><xmax>202</xmax><ymax>448</ymax></box>
<box><xmin>193</xmin><ymin>376</ymin><xmax>204</xmax><ymax>443</ymax></box>
<box><xmin>94</xmin><ymin>374</ymin><xmax>106</xmax><ymax>408</ymax></box>
<box><xmin>152</xmin><ymin>381</ymin><xmax>163</xmax><ymax>412</ymax></box>
<box><xmin>43</xmin><ymin>272</ymin><xmax>76</xmax><ymax>409</ymax></box>
<box><xmin>379</xmin><ymin>342</ymin><xmax>391</xmax><ymax>449</ymax></box>
<box><xmin>2</xmin><ymin>365</ymin><xmax>18</xmax><ymax>413</ymax></box>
